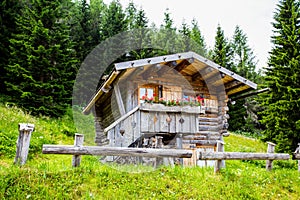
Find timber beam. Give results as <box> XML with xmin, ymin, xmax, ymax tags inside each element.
<box><xmin>198</xmin><ymin>152</ymin><xmax>290</xmax><ymax>160</ymax></box>
<box><xmin>42</xmin><ymin>145</ymin><xmax>193</xmax><ymax>158</ymax></box>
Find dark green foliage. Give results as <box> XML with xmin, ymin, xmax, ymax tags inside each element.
<box><xmin>70</xmin><ymin>0</ymin><xmax>105</xmax><ymax>63</ymax></box>
<box><xmin>210</xmin><ymin>25</ymin><xmax>261</xmax><ymax>133</ymax></box>
<box><xmin>190</xmin><ymin>19</ymin><xmax>207</xmax><ymax>56</ymax></box>
<box><xmin>260</xmin><ymin>0</ymin><xmax>300</xmax><ymax>153</ymax></box>
<box><xmin>5</xmin><ymin>0</ymin><xmax>78</xmax><ymax>117</ymax></box>
<box><xmin>0</xmin><ymin>0</ymin><xmax>23</xmax><ymax>94</ymax></box>
<box><xmin>228</xmin><ymin>27</ymin><xmax>261</xmax><ymax>133</ymax></box>
<box><xmin>211</xmin><ymin>24</ymin><xmax>233</xmax><ymax>70</ymax></box>
<box><xmin>101</xmin><ymin>0</ymin><xmax>128</xmax><ymax>40</ymax></box>
<box><xmin>232</xmin><ymin>26</ymin><xmax>258</xmax><ymax>80</ymax></box>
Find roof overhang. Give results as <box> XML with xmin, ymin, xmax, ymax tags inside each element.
<box><xmin>82</xmin><ymin>51</ymin><xmax>257</xmax><ymax>114</ymax></box>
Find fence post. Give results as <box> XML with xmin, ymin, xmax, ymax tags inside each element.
<box><xmin>72</xmin><ymin>134</ymin><xmax>84</xmax><ymax>167</ymax></box>
<box><xmin>214</xmin><ymin>140</ymin><xmax>225</xmax><ymax>173</ymax></box>
<box><xmin>14</xmin><ymin>123</ymin><xmax>35</xmax><ymax>166</ymax></box>
<box><xmin>266</xmin><ymin>142</ymin><xmax>276</xmax><ymax>171</ymax></box>
<box><xmin>296</xmin><ymin>143</ymin><xmax>300</xmax><ymax>172</ymax></box>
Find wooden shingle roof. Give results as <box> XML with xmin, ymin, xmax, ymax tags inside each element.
<box><xmin>83</xmin><ymin>51</ymin><xmax>257</xmax><ymax>114</ymax></box>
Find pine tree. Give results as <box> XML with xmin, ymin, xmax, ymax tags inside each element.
<box><xmin>260</xmin><ymin>0</ymin><xmax>300</xmax><ymax>153</ymax></box>
<box><xmin>178</xmin><ymin>20</ymin><xmax>192</xmax><ymax>52</ymax></box>
<box><xmin>6</xmin><ymin>0</ymin><xmax>78</xmax><ymax>117</ymax></box>
<box><xmin>126</xmin><ymin>1</ymin><xmax>138</xmax><ymax>30</ymax></box>
<box><xmin>151</xmin><ymin>9</ymin><xmax>179</xmax><ymax>55</ymax></box>
<box><xmin>0</xmin><ymin>0</ymin><xmax>23</xmax><ymax>95</ymax></box>
<box><xmin>125</xmin><ymin>3</ymin><xmax>150</xmax><ymax>60</ymax></box>
<box><xmin>211</xmin><ymin>24</ymin><xmax>233</xmax><ymax>70</ymax></box>
<box><xmin>228</xmin><ymin>26</ymin><xmax>260</xmax><ymax>133</ymax></box>
<box><xmin>101</xmin><ymin>0</ymin><xmax>127</xmax><ymax>40</ymax></box>
<box><xmin>232</xmin><ymin>26</ymin><xmax>257</xmax><ymax>80</ymax></box>
<box><xmin>190</xmin><ymin>19</ymin><xmax>207</xmax><ymax>56</ymax></box>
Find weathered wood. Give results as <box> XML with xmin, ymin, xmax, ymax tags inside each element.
<box><xmin>83</xmin><ymin>70</ymin><xmax>120</xmax><ymax>114</ymax></box>
<box><xmin>176</xmin><ymin>134</ymin><xmax>183</xmax><ymax>165</ymax></box>
<box><xmin>72</xmin><ymin>134</ymin><xmax>84</xmax><ymax>167</ymax></box>
<box><xmin>198</xmin><ymin>125</ymin><xmax>221</xmax><ymax>132</ymax></box>
<box><xmin>198</xmin><ymin>152</ymin><xmax>290</xmax><ymax>160</ymax></box>
<box><xmin>294</xmin><ymin>143</ymin><xmax>300</xmax><ymax>172</ymax></box>
<box><xmin>42</xmin><ymin>145</ymin><xmax>193</xmax><ymax>158</ymax></box>
<box><xmin>266</xmin><ymin>142</ymin><xmax>276</xmax><ymax>171</ymax></box>
<box><xmin>104</xmin><ymin>106</ymin><xmax>139</xmax><ymax>133</ymax></box>
<box><xmin>196</xmin><ymin>131</ymin><xmax>221</xmax><ymax>136</ymax></box>
<box><xmin>182</xmin><ymin>140</ymin><xmax>218</xmax><ymax>145</ymax></box>
<box><xmin>14</xmin><ymin>123</ymin><xmax>35</xmax><ymax>166</ymax></box>
<box><xmin>199</xmin><ymin>121</ymin><xmax>219</xmax><ymax>126</ymax></box>
<box><xmin>140</xmin><ymin>103</ymin><xmax>204</xmax><ymax>114</ymax></box>
<box><xmin>232</xmin><ymin>88</ymin><xmax>270</xmax><ymax>101</ymax></box>
<box><xmin>215</xmin><ymin>141</ymin><xmax>225</xmax><ymax>173</ymax></box>
<box><xmin>198</xmin><ymin>116</ymin><xmax>222</xmax><ymax>123</ymax></box>
<box><xmin>113</xmin><ymin>82</ymin><xmax>126</xmax><ymax>115</ymax></box>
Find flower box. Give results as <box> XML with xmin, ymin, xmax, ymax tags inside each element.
<box><xmin>139</xmin><ymin>103</ymin><xmax>205</xmax><ymax>114</ymax></box>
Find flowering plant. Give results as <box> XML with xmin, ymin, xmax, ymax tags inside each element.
<box><xmin>141</xmin><ymin>95</ymin><xmax>154</xmax><ymax>103</ymax></box>
<box><xmin>142</xmin><ymin>94</ymin><xmax>204</xmax><ymax>107</ymax></box>
<box><xmin>156</xmin><ymin>96</ymin><xmax>204</xmax><ymax>107</ymax></box>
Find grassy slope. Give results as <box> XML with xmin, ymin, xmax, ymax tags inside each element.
<box><xmin>0</xmin><ymin>105</ymin><xmax>299</xmax><ymax>199</ymax></box>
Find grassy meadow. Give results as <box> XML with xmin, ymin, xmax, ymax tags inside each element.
<box><xmin>0</xmin><ymin>104</ymin><xmax>299</xmax><ymax>199</ymax></box>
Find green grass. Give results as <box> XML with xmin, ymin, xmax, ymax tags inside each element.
<box><xmin>0</xmin><ymin>104</ymin><xmax>299</xmax><ymax>199</ymax></box>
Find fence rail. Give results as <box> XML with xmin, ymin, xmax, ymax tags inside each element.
<box><xmin>198</xmin><ymin>152</ymin><xmax>290</xmax><ymax>160</ymax></box>
<box><xmin>42</xmin><ymin>145</ymin><xmax>193</xmax><ymax>158</ymax></box>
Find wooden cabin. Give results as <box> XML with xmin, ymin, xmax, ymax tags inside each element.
<box><xmin>83</xmin><ymin>52</ymin><xmax>257</xmax><ymax>166</ymax></box>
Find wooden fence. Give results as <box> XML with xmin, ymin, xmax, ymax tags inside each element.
<box><xmin>41</xmin><ymin>134</ymin><xmax>299</xmax><ymax>173</ymax></box>
<box><xmin>13</xmin><ymin>123</ymin><xmax>299</xmax><ymax>172</ymax></box>
<box><xmin>293</xmin><ymin>143</ymin><xmax>300</xmax><ymax>172</ymax></box>
<box><xmin>14</xmin><ymin>123</ymin><xmax>35</xmax><ymax>166</ymax></box>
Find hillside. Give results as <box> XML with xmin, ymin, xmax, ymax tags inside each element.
<box><xmin>0</xmin><ymin>104</ymin><xmax>299</xmax><ymax>199</ymax></box>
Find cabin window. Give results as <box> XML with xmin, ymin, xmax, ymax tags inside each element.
<box><xmin>139</xmin><ymin>85</ymin><xmax>158</xmax><ymax>104</ymax></box>
<box><xmin>138</xmin><ymin>84</ymin><xmax>184</xmax><ymax>104</ymax></box>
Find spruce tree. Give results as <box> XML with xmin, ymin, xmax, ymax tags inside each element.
<box><xmin>6</xmin><ymin>0</ymin><xmax>78</xmax><ymax>117</ymax></box>
<box><xmin>125</xmin><ymin>3</ymin><xmax>150</xmax><ymax>60</ymax></box>
<box><xmin>101</xmin><ymin>0</ymin><xmax>127</xmax><ymax>40</ymax></box>
<box><xmin>190</xmin><ymin>19</ymin><xmax>207</xmax><ymax>56</ymax></box>
<box><xmin>178</xmin><ymin>21</ymin><xmax>191</xmax><ymax>52</ymax></box>
<box><xmin>0</xmin><ymin>0</ymin><xmax>23</xmax><ymax>95</ymax></box>
<box><xmin>100</xmin><ymin>0</ymin><xmax>128</xmax><ymax>65</ymax></box>
<box><xmin>220</xmin><ymin>26</ymin><xmax>260</xmax><ymax>133</ymax></box>
<box><xmin>151</xmin><ymin>9</ymin><xmax>179</xmax><ymax>55</ymax></box>
<box><xmin>211</xmin><ymin>24</ymin><xmax>233</xmax><ymax>70</ymax></box>
<box><xmin>231</xmin><ymin>26</ymin><xmax>258</xmax><ymax>80</ymax></box>
<box><xmin>260</xmin><ymin>0</ymin><xmax>300</xmax><ymax>153</ymax></box>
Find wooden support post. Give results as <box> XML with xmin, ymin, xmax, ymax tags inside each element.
<box><xmin>266</xmin><ymin>142</ymin><xmax>276</xmax><ymax>171</ymax></box>
<box><xmin>155</xmin><ymin>136</ymin><xmax>164</xmax><ymax>168</ymax></box>
<box><xmin>176</xmin><ymin>134</ymin><xmax>183</xmax><ymax>166</ymax></box>
<box><xmin>214</xmin><ymin>140</ymin><xmax>225</xmax><ymax>173</ymax></box>
<box><xmin>14</xmin><ymin>123</ymin><xmax>35</xmax><ymax>166</ymax></box>
<box><xmin>72</xmin><ymin>134</ymin><xmax>84</xmax><ymax>167</ymax></box>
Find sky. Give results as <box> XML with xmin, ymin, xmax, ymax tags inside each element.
<box><xmin>104</xmin><ymin>0</ymin><xmax>279</xmax><ymax>70</ymax></box>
